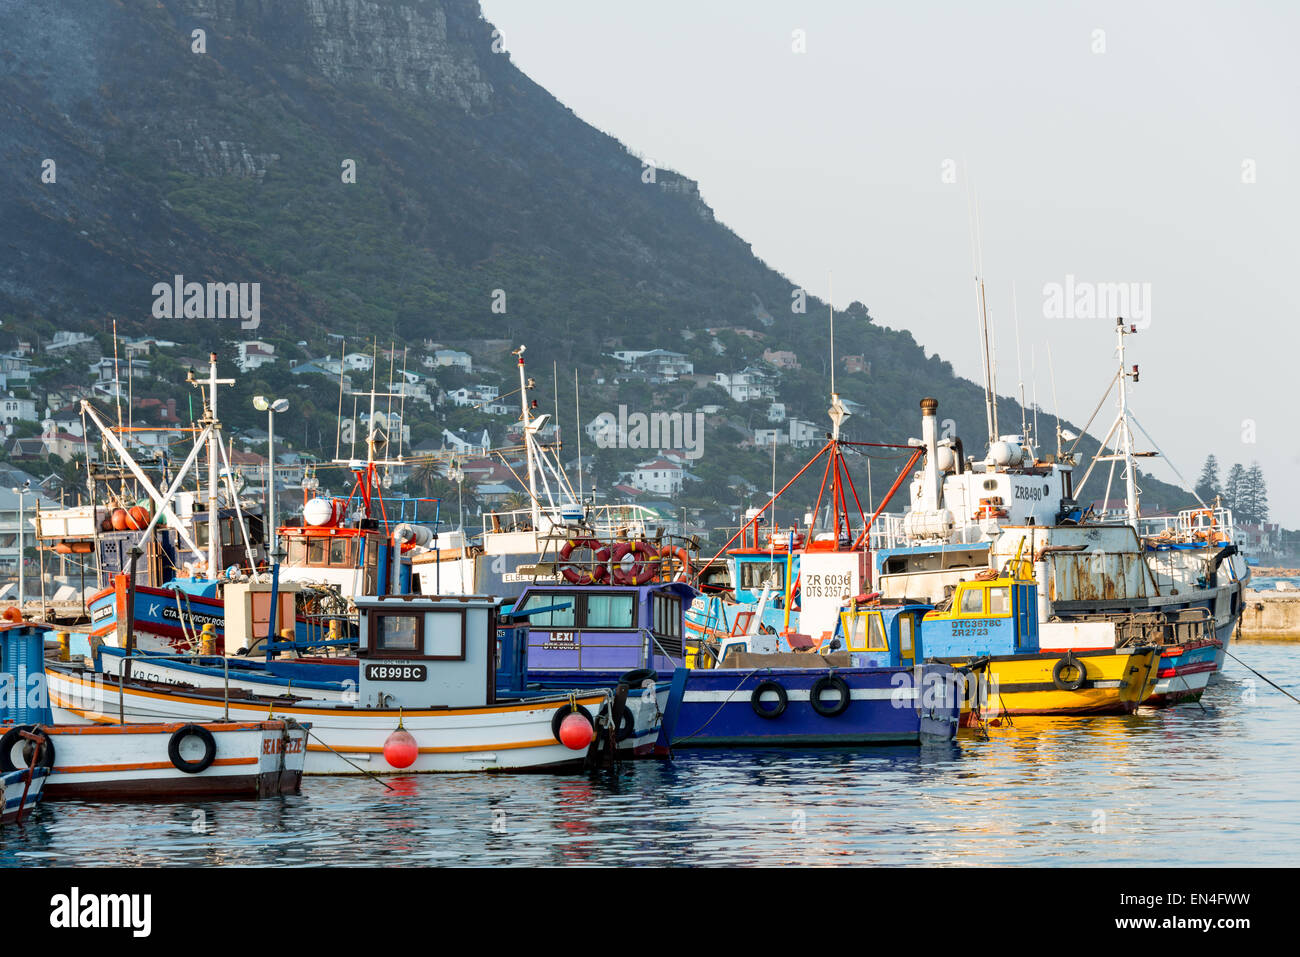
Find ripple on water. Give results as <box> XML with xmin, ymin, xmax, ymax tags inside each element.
<box><xmin>2</xmin><ymin>644</ymin><xmax>1296</xmax><ymax>866</ymax></box>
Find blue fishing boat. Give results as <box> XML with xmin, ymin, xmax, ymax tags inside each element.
<box><xmin>663</xmin><ymin>601</ymin><xmax>963</xmax><ymax>747</ymax></box>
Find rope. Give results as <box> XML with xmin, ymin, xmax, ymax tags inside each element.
<box><xmin>1223</xmin><ymin>649</ymin><xmax>1300</xmax><ymax>705</ymax></box>
<box><xmin>299</xmin><ymin>725</ymin><xmax>395</xmax><ymax>789</ymax></box>
<box><xmin>677</xmin><ymin>668</ymin><xmax>761</xmax><ymax>740</ymax></box>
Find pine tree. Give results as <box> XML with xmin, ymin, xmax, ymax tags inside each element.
<box><xmin>1195</xmin><ymin>454</ymin><xmax>1221</xmax><ymax>503</ymax></box>
<box><xmin>1245</xmin><ymin>462</ymin><xmax>1269</xmax><ymax>525</ymax></box>
<box><xmin>1224</xmin><ymin>463</ymin><xmax>1246</xmax><ymax>516</ymax></box>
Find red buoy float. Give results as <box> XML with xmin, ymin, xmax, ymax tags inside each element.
<box><xmin>110</xmin><ymin>508</ymin><xmax>129</xmax><ymax>531</ymax></box>
<box><xmin>558</xmin><ymin>712</ymin><xmax>593</xmax><ymax>751</ymax></box>
<box><xmin>128</xmin><ymin>505</ymin><xmax>150</xmax><ymax>530</ymax></box>
<box><xmin>382</xmin><ymin>726</ymin><xmax>418</xmax><ymax>769</ymax></box>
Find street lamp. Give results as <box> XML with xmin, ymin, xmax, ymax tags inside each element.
<box><xmin>253</xmin><ymin>396</ymin><xmax>289</xmax><ymax>561</ymax></box>
<box><xmin>10</xmin><ymin>480</ymin><xmax>29</xmax><ymax>610</ymax></box>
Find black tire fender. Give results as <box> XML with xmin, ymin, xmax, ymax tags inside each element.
<box><xmin>0</xmin><ymin>725</ymin><xmax>55</xmax><ymax>772</ymax></box>
<box><xmin>809</xmin><ymin>673</ymin><xmax>851</xmax><ymax>717</ymax></box>
<box><xmin>550</xmin><ymin>703</ymin><xmax>594</xmax><ymax>743</ymax></box>
<box><xmin>750</xmin><ymin>680</ymin><xmax>788</xmax><ymax>719</ymax></box>
<box><xmin>167</xmin><ymin>724</ymin><xmax>217</xmax><ymax>774</ymax></box>
<box><xmin>1052</xmin><ymin>653</ymin><xmax>1086</xmax><ymax>692</ymax></box>
<box><xmin>619</xmin><ymin>668</ymin><xmax>657</xmax><ymax>687</ymax></box>
<box><xmin>597</xmin><ymin>702</ymin><xmax>636</xmax><ymax>742</ymax></box>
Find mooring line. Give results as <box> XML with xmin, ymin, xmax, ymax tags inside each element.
<box><xmin>1223</xmin><ymin>649</ymin><xmax>1300</xmax><ymax>706</ymax></box>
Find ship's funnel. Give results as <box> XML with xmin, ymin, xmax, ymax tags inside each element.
<box><xmin>919</xmin><ymin>397</ymin><xmax>941</xmax><ymax>510</ymax></box>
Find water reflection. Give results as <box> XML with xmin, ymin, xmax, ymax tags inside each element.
<box><xmin>3</xmin><ymin>645</ymin><xmax>1295</xmax><ymax>867</ymax></box>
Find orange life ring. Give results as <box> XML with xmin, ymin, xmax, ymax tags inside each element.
<box><xmin>559</xmin><ymin>538</ymin><xmax>609</xmax><ymax>584</ymax></box>
<box><xmin>659</xmin><ymin>545</ymin><xmax>693</xmax><ymax>582</ymax></box>
<box><xmin>611</xmin><ymin>540</ymin><xmax>658</xmax><ymax>585</ymax></box>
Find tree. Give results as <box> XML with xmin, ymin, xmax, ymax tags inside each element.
<box><xmin>1223</xmin><ymin>463</ymin><xmax>1246</xmax><ymax>515</ymax></box>
<box><xmin>1195</xmin><ymin>454</ymin><xmax>1221</xmax><ymax>503</ymax></box>
<box><xmin>1241</xmin><ymin>462</ymin><xmax>1269</xmax><ymax>525</ymax></box>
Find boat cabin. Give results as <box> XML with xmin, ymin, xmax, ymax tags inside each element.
<box><xmin>832</xmin><ymin>600</ymin><xmax>930</xmax><ymax>668</ymax></box>
<box><xmin>353</xmin><ymin>595</ymin><xmax>499</xmax><ymax>709</ymax></box>
<box><xmin>504</xmin><ymin>581</ymin><xmax>693</xmax><ymax>686</ymax></box>
<box><xmin>919</xmin><ymin>572</ymin><xmax>1040</xmax><ymax>658</ymax></box>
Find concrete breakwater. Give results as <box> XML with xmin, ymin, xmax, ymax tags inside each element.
<box><xmin>1241</xmin><ymin>589</ymin><xmax>1300</xmax><ymax>641</ymax></box>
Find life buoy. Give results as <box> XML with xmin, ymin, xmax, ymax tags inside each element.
<box><xmin>167</xmin><ymin>724</ymin><xmax>217</xmax><ymax>774</ymax></box>
<box><xmin>809</xmin><ymin>674</ymin><xmax>851</xmax><ymax>716</ymax></box>
<box><xmin>610</xmin><ymin>540</ymin><xmax>658</xmax><ymax>585</ymax></box>
<box><xmin>558</xmin><ymin>538</ymin><xmax>609</xmax><ymax>584</ymax></box>
<box><xmin>658</xmin><ymin>545</ymin><xmax>694</xmax><ymax>582</ymax></box>
<box><xmin>550</xmin><ymin>702</ymin><xmax>594</xmax><ymax>742</ymax></box>
<box><xmin>750</xmin><ymin>680</ymin><xmax>789</xmax><ymax>719</ymax></box>
<box><xmin>0</xmin><ymin>725</ymin><xmax>56</xmax><ymax>772</ymax></box>
<box><xmin>1052</xmin><ymin>653</ymin><xmax>1086</xmax><ymax>692</ymax></box>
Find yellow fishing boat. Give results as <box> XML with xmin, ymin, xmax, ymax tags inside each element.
<box><xmin>833</xmin><ymin>551</ymin><xmax>1159</xmax><ymax>722</ymax></box>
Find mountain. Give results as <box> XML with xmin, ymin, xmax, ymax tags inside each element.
<box><xmin>0</xmin><ymin>0</ymin><xmax>1196</xmax><ymax>530</ymax></box>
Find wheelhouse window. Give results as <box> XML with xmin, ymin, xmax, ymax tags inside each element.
<box><xmin>867</xmin><ymin>613</ymin><xmax>888</xmax><ymax>650</ymax></box>
<box><xmin>652</xmin><ymin>593</ymin><xmax>682</xmax><ymax>639</ymax></box>
<box><xmin>960</xmin><ymin>588</ymin><xmax>984</xmax><ymax>616</ymax></box>
<box><xmin>328</xmin><ymin>538</ymin><xmax>350</xmax><ymax>566</ymax></box>
<box><xmin>738</xmin><ymin>562</ymin><xmax>784</xmax><ymax>591</ymax></box>
<box><xmin>587</xmin><ymin>593</ymin><xmax>635</xmax><ymax>629</ymax></box>
<box><xmin>986</xmin><ymin>586</ymin><xmax>1010</xmax><ymax>617</ymax></box>
<box><xmin>514</xmin><ymin>592</ymin><xmax>637</xmax><ymax>630</ymax></box>
<box><xmin>287</xmin><ymin>538</ymin><xmax>307</xmax><ymax>565</ymax></box>
<box><xmin>307</xmin><ymin>539</ymin><xmax>327</xmax><ymax>565</ymax></box>
<box><xmin>514</xmin><ymin>592</ymin><xmax>576</xmax><ymax>628</ymax></box>
<box><xmin>373</xmin><ymin>613</ymin><xmax>421</xmax><ymax>653</ymax></box>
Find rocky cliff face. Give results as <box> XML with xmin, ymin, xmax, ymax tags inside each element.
<box><xmin>186</xmin><ymin>0</ymin><xmax>496</xmax><ymax>111</ymax></box>
<box><xmin>0</xmin><ymin>0</ymin><xmax>750</xmax><ymax>346</ymax></box>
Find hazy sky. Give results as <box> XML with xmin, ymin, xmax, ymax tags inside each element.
<box><xmin>481</xmin><ymin>0</ymin><xmax>1300</xmax><ymax>524</ymax></box>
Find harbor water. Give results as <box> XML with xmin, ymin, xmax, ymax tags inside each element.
<box><xmin>5</xmin><ymin>642</ymin><xmax>1295</xmax><ymax>867</ymax></box>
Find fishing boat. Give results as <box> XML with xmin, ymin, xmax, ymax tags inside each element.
<box><xmin>909</xmin><ymin>555</ymin><xmax>1161</xmax><ymax>720</ymax></box>
<box><xmin>47</xmin><ymin>594</ymin><xmax>666</xmax><ymax>773</ymax></box>
<box><xmin>33</xmin><ymin>354</ymin><xmax>352</xmax><ymax>655</ymax></box>
<box><xmin>89</xmin><ymin>580</ymin><xmax>683</xmax><ymax>757</ymax></box>
<box><xmin>0</xmin><ymin>622</ymin><xmax>307</xmax><ymax>799</ymax></box>
<box><xmin>684</xmin><ymin>388</ymin><xmax>923</xmax><ymax>662</ymax></box>
<box><xmin>870</xmin><ymin>324</ymin><xmax>1248</xmax><ymax>681</ymax></box>
<box><xmin>661</xmin><ymin>644</ymin><xmax>962</xmax><ymax>748</ymax></box>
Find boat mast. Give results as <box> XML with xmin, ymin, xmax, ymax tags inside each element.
<box><xmin>514</xmin><ymin>345</ymin><xmax>541</xmax><ymax>530</ymax></box>
<box><xmin>1115</xmin><ymin>318</ymin><xmax>1139</xmax><ymax>528</ymax></box>
<box><xmin>193</xmin><ymin>353</ymin><xmax>233</xmax><ymax>575</ymax></box>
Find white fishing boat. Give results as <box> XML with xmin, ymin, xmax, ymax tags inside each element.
<box><xmin>0</xmin><ymin>622</ymin><xmax>307</xmax><ymax>800</ymax></box>
<box><xmin>47</xmin><ymin>594</ymin><xmax>668</xmax><ymax>774</ymax></box>
<box><xmin>870</xmin><ymin>320</ymin><xmax>1249</xmax><ymax>691</ymax></box>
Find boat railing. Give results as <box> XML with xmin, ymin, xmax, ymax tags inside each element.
<box><xmin>1139</xmin><ymin>507</ymin><xmax>1235</xmax><ymax>545</ymax></box>
<box><xmin>867</xmin><ymin>513</ymin><xmax>909</xmax><ymax>550</ymax></box>
<box><xmin>481</xmin><ymin>503</ymin><xmax>659</xmax><ymax>541</ymax></box>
